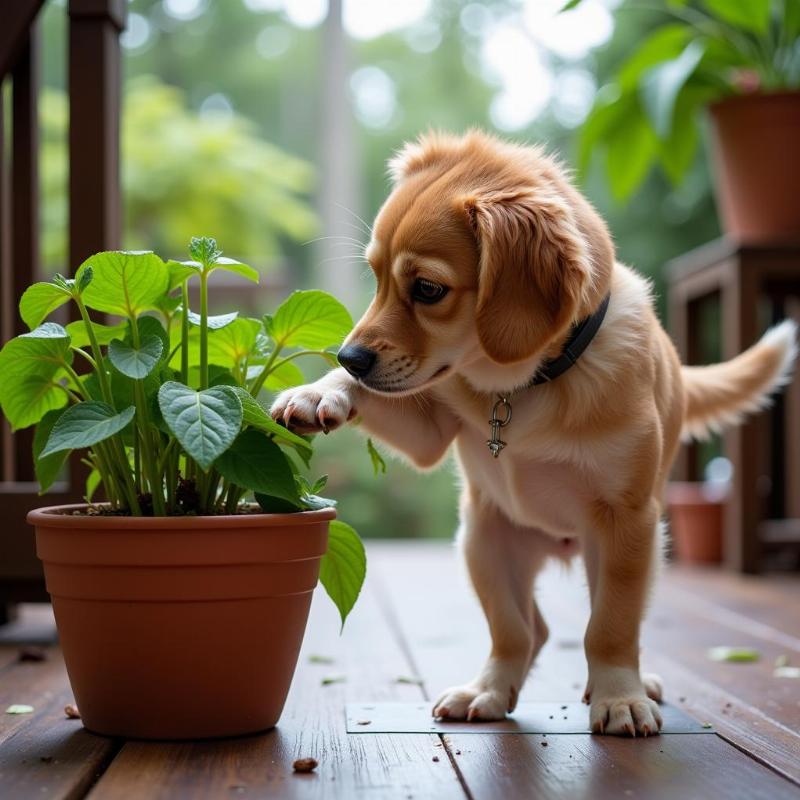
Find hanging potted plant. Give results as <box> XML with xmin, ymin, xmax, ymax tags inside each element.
<box><xmin>574</xmin><ymin>0</ymin><xmax>800</xmax><ymax>240</ymax></box>
<box><xmin>0</xmin><ymin>238</ymin><xmax>366</xmax><ymax>740</ymax></box>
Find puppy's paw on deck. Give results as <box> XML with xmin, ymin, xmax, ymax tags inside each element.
<box><xmin>432</xmin><ymin>685</ymin><xmax>512</xmax><ymax>722</ymax></box>
<box><xmin>590</xmin><ymin>695</ymin><xmax>663</xmax><ymax>737</ymax></box>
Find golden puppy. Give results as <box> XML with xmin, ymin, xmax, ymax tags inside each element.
<box><xmin>271</xmin><ymin>131</ymin><xmax>797</xmax><ymax>736</ymax></box>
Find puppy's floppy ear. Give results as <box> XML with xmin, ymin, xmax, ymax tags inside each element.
<box><xmin>463</xmin><ymin>189</ymin><xmax>595</xmax><ymax>365</ymax></box>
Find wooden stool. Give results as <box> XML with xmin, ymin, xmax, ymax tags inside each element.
<box><xmin>668</xmin><ymin>239</ymin><xmax>800</xmax><ymax>573</ymax></box>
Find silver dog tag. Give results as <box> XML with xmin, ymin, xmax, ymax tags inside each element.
<box><xmin>487</xmin><ymin>396</ymin><xmax>512</xmax><ymax>458</ymax></box>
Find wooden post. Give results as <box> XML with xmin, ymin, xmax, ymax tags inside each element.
<box><xmin>68</xmin><ymin>0</ymin><xmax>126</xmax><ymax>268</ymax></box>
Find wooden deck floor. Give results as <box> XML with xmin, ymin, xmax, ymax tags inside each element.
<box><xmin>1</xmin><ymin>541</ymin><xmax>799</xmax><ymax>799</ymax></box>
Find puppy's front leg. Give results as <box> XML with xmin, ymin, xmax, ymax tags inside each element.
<box><xmin>582</xmin><ymin>501</ymin><xmax>663</xmax><ymax>737</ymax></box>
<box><xmin>433</xmin><ymin>495</ymin><xmax>549</xmax><ymax>721</ymax></box>
<box><xmin>269</xmin><ymin>368</ymin><xmax>459</xmax><ymax>468</ymax></box>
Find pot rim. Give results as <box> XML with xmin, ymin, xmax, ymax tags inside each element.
<box><xmin>710</xmin><ymin>88</ymin><xmax>800</xmax><ymax>113</ymax></box>
<box><xmin>28</xmin><ymin>503</ymin><xmax>336</xmax><ymax>530</ymax></box>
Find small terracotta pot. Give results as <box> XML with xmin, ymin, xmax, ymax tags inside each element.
<box><xmin>28</xmin><ymin>504</ymin><xmax>334</xmax><ymax>740</ymax></box>
<box><xmin>709</xmin><ymin>91</ymin><xmax>800</xmax><ymax>241</ymax></box>
<box><xmin>666</xmin><ymin>483</ymin><xmax>724</xmax><ymax>564</ymax></box>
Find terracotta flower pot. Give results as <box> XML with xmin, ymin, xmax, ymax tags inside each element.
<box><xmin>666</xmin><ymin>483</ymin><xmax>724</xmax><ymax>564</ymax></box>
<box><xmin>709</xmin><ymin>91</ymin><xmax>800</xmax><ymax>241</ymax></box>
<box><xmin>28</xmin><ymin>504</ymin><xmax>334</xmax><ymax>740</ymax></box>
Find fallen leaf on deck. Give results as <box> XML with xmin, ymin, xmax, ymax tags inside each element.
<box><xmin>18</xmin><ymin>647</ymin><xmax>47</xmax><ymax>662</ymax></box>
<box><xmin>702</xmin><ymin>722</ymin><xmax>713</xmax><ymax>729</ymax></box>
<box><xmin>707</xmin><ymin>646</ymin><xmax>760</xmax><ymax>663</ymax></box>
<box><xmin>5</xmin><ymin>704</ymin><xmax>34</xmax><ymax>714</ymax></box>
<box><xmin>64</xmin><ymin>704</ymin><xmax>81</xmax><ymax>719</ymax></box>
<box><xmin>321</xmin><ymin>675</ymin><xmax>346</xmax><ymax>686</ymax></box>
<box><xmin>774</xmin><ymin>666</ymin><xmax>800</xmax><ymax>679</ymax></box>
<box><xmin>308</xmin><ymin>655</ymin><xmax>335</xmax><ymax>665</ymax></box>
<box><xmin>394</xmin><ymin>676</ymin><xmax>424</xmax><ymax>685</ymax></box>
<box><xmin>774</xmin><ymin>654</ymin><xmax>790</xmax><ymax>668</ymax></box>
<box><xmin>293</xmin><ymin>758</ymin><xmax>318</xmax><ymax>773</ymax></box>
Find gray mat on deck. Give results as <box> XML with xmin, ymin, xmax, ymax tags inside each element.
<box><xmin>346</xmin><ymin>702</ymin><xmax>714</xmax><ymax>734</ymax></box>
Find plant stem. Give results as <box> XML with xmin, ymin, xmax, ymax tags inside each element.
<box><xmin>199</xmin><ymin>270</ymin><xmax>210</xmax><ymax>390</ymax></box>
<box><xmin>248</xmin><ymin>344</ymin><xmax>282</xmax><ymax>397</ymax></box>
<box><xmin>180</xmin><ymin>281</ymin><xmax>190</xmax><ymax>384</ymax></box>
<box><xmin>129</xmin><ymin>316</ymin><xmax>166</xmax><ymax>516</ymax></box>
<box><xmin>75</xmin><ymin>296</ymin><xmax>140</xmax><ymax>514</ymax></box>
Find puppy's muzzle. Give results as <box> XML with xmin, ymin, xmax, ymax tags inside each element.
<box><xmin>338</xmin><ymin>344</ymin><xmax>377</xmax><ymax>379</ymax></box>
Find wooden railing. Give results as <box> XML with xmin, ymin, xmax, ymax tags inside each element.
<box><xmin>0</xmin><ymin>0</ymin><xmax>126</xmax><ymax>618</ymax></box>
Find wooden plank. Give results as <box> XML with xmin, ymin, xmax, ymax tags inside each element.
<box><xmin>370</xmin><ymin>542</ymin><xmax>800</xmax><ymax>800</ymax></box>
<box><xmin>88</xmin><ymin>558</ymin><xmax>469</xmax><ymax>800</ymax></box>
<box><xmin>0</xmin><ymin>645</ymin><xmax>118</xmax><ymax>800</ymax></box>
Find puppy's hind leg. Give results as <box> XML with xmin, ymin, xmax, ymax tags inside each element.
<box><xmin>433</xmin><ymin>494</ymin><xmax>548</xmax><ymax>721</ymax></box>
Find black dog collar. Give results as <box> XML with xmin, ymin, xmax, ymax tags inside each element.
<box><xmin>528</xmin><ymin>292</ymin><xmax>611</xmax><ymax>386</ymax></box>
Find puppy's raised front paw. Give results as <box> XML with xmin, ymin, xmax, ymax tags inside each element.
<box><xmin>269</xmin><ymin>383</ymin><xmax>355</xmax><ymax>435</ymax></box>
<box><xmin>432</xmin><ymin>684</ymin><xmax>513</xmax><ymax>722</ymax></box>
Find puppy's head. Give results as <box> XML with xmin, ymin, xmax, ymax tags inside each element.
<box><xmin>339</xmin><ymin>131</ymin><xmax>614</xmax><ymax>394</ymax></box>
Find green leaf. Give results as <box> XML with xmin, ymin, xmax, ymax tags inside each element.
<box><xmin>133</xmin><ymin>316</ymin><xmax>171</xmax><ymax>364</ymax></box>
<box><xmin>40</xmin><ymin>401</ymin><xmax>136</xmax><ymax>457</ymax></box>
<box><xmin>19</xmin><ymin>282</ymin><xmax>71</xmax><ymax>330</ymax></box>
<box><xmin>166</xmin><ymin>259</ymin><xmax>201</xmax><ymax>290</ymax></box>
<box><xmin>215</xmin><ymin>428</ymin><xmax>299</xmax><ymax>500</ymax></box>
<box><xmin>108</xmin><ymin>334</ymin><xmax>163</xmax><ymax>379</ymax></box>
<box><xmin>76</xmin><ymin>251</ymin><xmax>169</xmax><ymax>317</ymax></box>
<box><xmin>85</xmin><ymin>468</ymin><xmax>102</xmax><ymax>502</ymax></box>
<box><xmin>319</xmin><ymin>520</ymin><xmax>366</xmax><ymax>628</ymax></box>
<box><xmin>0</xmin><ymin>374</ymin><xmax>69</xmax><ymax>431</ymax></box>
<box><xmin>605</xmin><ymin>109</ymin><xmax>659</xmax><ymax>201</ymax></box>
<box><xmin>158</xmin><ymin>381</ymin><xmax>242</xmax><ymax>470</ymax></box>
<box><xmin>707</xmin><ymin>646</ymin><xmax>760</xmax><ymax>663</ymax></box>
<box><xmin>77</xmin><ymin>265</ymin><xmax>94</xmax><ymax>293</ymax></box>
<box><xmin>701</xmin><ymin>0</ymin><xmax>770</xmax><ymax>34</ymax></box>
<box><xmin>231</xmin><ymin>386</ymin><xmax>314</xmax><ymax>460</ymax></box>
<box><xmin>641</xmin><ymin>40</ymin><xmax>706</xmax><ymax>139</ymax></box>
<box><xmin>618</xmin><ymin>25</ymin><xmax>691</xmax><ymax>90</ymax></box>
<box><xmin>269</xmin><ymin>290</ymin><xmax>353</xmax><ymax>350</ymax></box>
<box><xmin>33</xmin><ymin>408</ymin><xmax>70</xmax><ymax>493</ymax></box>
<box><xmin>298</xmin><ymin>493</ymin><xmax>337</xmax><ymax>511</ymax></box>
<box><xmin>559</xmin><ymin>0</ymin><xmax>582</xmax><ymax>10</ymax></box>
<box><xmin>65</xmin><ymin>320</ymin><xmax>127</xmax><ymax>348</ymax></box>
<box><xmin>255</xmin><ymin>493</ymin><xmax>302</xmax><ymax>513</ymax></box>
<box><xmin>0</xmin><ymin>324</ymin><xmax>72</xmax><ymax>430</ymax></box>
<box><xmin>189</xmin><ymin>236</ymin><xmax>221</xmax><ymax>265</ymax></box>
<box><xmin>5</xmin><ymin>705</ymin><xmax>34</xmax><ymax>715</ymax></box>
<box><xmin>366</xmin><ymin>438</ymin><xmax>387</xmax><ymax>475</ymax></box>
<box><xmin>263</xmin><ymin>360</ymin><xmax>305</xmax><ymax>391</ymax></box>
<box><xmin>657</xmin><ymin>88</ymin><xmax>707</xmax><ymax>185</ymax></box>
<box><xmin>186</xmin><ymin>309</ymin><xmax>239</xmax><ymax>329</ymax></box>
<box><xmin>210</xmin><ymin>256</ymin><xmax>259</xmax><ymax>283</ymax></box>
<box><xmin>170</xmin><ymin>318</ymin><xmax>262</xmax><ymax>371</ymax></box>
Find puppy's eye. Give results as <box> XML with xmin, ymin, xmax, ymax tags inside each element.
<box><xmin>412</xmin><ymin>278</ymin><xmax>448</xmax><ymax>305</ymax></box>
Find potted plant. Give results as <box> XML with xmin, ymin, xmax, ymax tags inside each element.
<box><xmin>573</xmin><ymin>0</ymin><xmax>800</xmax><ymax>240</ymax></box>
<box><xmin>0</xmin><ymin>237</ymin><xmax>366</xmax><ymax>740</ymax></box>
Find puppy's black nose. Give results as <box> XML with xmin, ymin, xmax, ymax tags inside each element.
<box><xmin>338</xmin><ymin>344</ymin><xmax>377</xmax><ymax>378</ymax></box>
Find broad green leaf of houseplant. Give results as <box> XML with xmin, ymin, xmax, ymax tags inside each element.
<box><xmin>108</xmin><ymin>334</ymin><xmax>164</xmax><ymax>379</ymax></box>
<box><xmin>76</xmin><ymin>251</ymin><xmax>169</xmax><ymax>317</ymax></box>
<box><xmin>641</xmin><ymin>40</ymin><xmax>706</xmax><ymax>139</ymax></box>
<box><xmin>214</xmin><ymin>428</ymin><xmax>299</xmax><ymax>502</ymax></box>
<box><xmin>701</xmin><ymin>0</ymin><xmax>770</xmax><ymax>35</ymax></box>
<box><xmin>19</xmin><ymin>282</ymin><xmax>72</xmax><ymax>330</ymax></box>
<box><xmin>268</xmin><ymin>290</ymin><xmax>353</xmax><ymax>350</ymax></box>
<box><xmin>165</xmin><ymin>259</ymin><xmax>201</xmax><ymax>290</ymax></box>
<box><xmin>262</xmin><ymin>360</ymin><xmax>306</xmax><ymax>391</ymax></box>
<box><xmin>186</xmin><ymin>309</ymin><xmax>238</xmax><ymax>330</ymax></box>
<box><xmin>65</xmin><ymin>320</ymin><xmax>128</xmax><ymax>348</ymax></box>
<box><xmin>210</xmin><ymin>256</ymin><xmax>259</xmax><ymax>283</ymax></box>
<box><xmin>158</xmin><ymin>381</ymin><xmax>242</xmax><ymax>470</ymax></box>
<box><xmin>32</xmin><ymin>407</ymin><xmax>70</xmax><ymax>493</ymax></box>
<box><xmin>319</xmin><ymin>521</ymin><xmax>366</xmax><ymax>627</ymax></box>
<box><xmin>0</xmin><ymin>323</ymin><xmax>72</xmax><ymax>430</ymax></box>
<box><xmin>133</xmin><ymin>316</ymin><xmax>171</xmax><ymax>364</ymax></box>
<box><xmin>40</xmin><ymin>401</ymin><xmax>136</xmax><ymax>457</ymax></box>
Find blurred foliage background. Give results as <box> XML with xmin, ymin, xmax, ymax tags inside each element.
<box><xmin>38</xmin><ymin>0</ymin><xmax>725</xmax><ymax>538</ymax></box>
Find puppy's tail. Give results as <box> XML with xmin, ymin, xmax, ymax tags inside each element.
<box><xmin>681</xmin><ymin>320</ymin><xmax>798</xmax><ymax>441</ymax></box>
